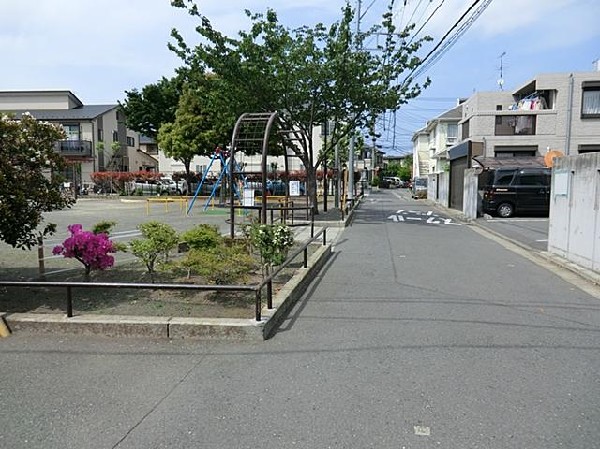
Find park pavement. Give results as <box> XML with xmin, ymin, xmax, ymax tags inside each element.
<box><xmin>1</xmin><ymin>189</ymin><xmax>600</xmax><ymax>448</ymax></box>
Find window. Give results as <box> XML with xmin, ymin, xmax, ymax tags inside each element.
<box><xmin>62</xmin><ymin>124</ymin><xmax>80</xmax><ymax>140</ymax></box>
<box><xmin>494</xmin><ymin>145</ymin><xmax>538</xmax><ymax>158</ymax></box>
<box><xmin>461</xmin><ymin>120</ymin><xmax>470</xmax><ymax>140</ymax></box>
<box><xmin>578</xmin><ymin>144</ymin><xmax>600</xmax><ymax>153</ymax></box>
<box><xmin>494</xmin><ymin>170</ymin><xmax>516</xmax><ymax>186</ymax></box>
<box><xmin>446</xmin><ymin>123</ymin><xmax>458</xmax><ymax>141</ymax></box>
<box><xmin>126</xmin><ymin>136</ymin><xmax>135</xmax><ymax>147</ymax></box>
<box><xmin>495</xmin><ymin>115</ymin><xmax>536</xmax><ymax>136</ymax></box>
<box><xmin>112</xmin><ymin>131</ymin><xmax>118</xmax><ymax>142</ymax></box>
<box><xmin>516</xmin><ymin>171</ymin><xmax>546</xmax><ymax>186</ymax></box>
<box><xmin>582</xmin><ymin>86</ymin><xmax>600</xmax><ymax>118</ymax></box>
<box><xmin>97</xmin><ymin>129</ymin><xmax>103</xmax><ymax>141</ymax></box>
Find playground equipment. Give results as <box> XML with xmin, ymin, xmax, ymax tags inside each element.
<box><xmin>187</xmin><ymin>147</ymin><xmax>246</xmax><ymax>214</ymax></box>
<box><xmin>226</xmin><ymin>112</ymin><xmax>315</xmax><ymax>238</ymax></box>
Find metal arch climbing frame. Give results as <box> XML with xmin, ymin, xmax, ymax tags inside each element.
<box><xmin>228</xmin><ymin>112</ymin><xmax>280</xmax><ymax>238</ymax></box>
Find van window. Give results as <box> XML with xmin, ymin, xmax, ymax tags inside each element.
<box><xmin>493</xmin><ymin>170</ymin><xmax>515</xmax><ymax>186</ymax></box>
<box><xmin>516</xmin><ymin>171</ymin><xmax>547</xmax><ymax>186</ymax></box>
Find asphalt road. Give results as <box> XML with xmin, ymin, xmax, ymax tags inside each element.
<box><xmin>2</xmin><ymin>189</ymin><xmax>599</xmax><ymax>448</ymax></box>
<box><xmin>477</xmin><ymin>215</ymin><xmax>550</xmax><ymax>252</ymax></box>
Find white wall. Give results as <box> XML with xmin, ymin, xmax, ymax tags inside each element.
<box><xmin>548</xmin><ymin>152</ymin><xmax>600</xmax><ymax>273</ymax></box>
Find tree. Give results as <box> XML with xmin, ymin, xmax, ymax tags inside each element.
<box><xmin>157</xmin><ymin>82</ymin><xmax>230</xmax><ymax>187</ymax></box>
<box><xmin>0</xmin><ymin>113</ymin><xmax>74</xmax><ymax>249</ymax></box>
<box><xmin>169</xmin><ymin>2</ymin><xmax>431</xmax><ymax>212</ymax></box>
<box><xmin>120</xmin><ymin>76</ymin><xmax>184</xmax><ymax>139</ymax></box>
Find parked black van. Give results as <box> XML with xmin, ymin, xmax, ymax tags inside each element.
<box><xmin>480</xmin><ymin>167</ymin><xmax>551</xmax><ymax>218</ymax></box>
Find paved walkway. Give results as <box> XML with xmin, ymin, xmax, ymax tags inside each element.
<box><xmin>2</xmin><ymin>189</ymin><xmax>600</xmax><ymax>448</ymax></box>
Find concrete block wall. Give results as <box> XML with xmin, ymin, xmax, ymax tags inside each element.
<box><xmin>548</xmin><ymin>152</ymin><xmax>600</xmax><ymax>273</ymax></box>
<box><xmin>462</xmin><ymin>169</ymin><xmax>479</xmax><ymax>220</ymax></box>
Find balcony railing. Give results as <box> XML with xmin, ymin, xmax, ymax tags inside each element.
<box><xmin>54</xmin><ymin>140</ymin><xmax>93</xmax><ymax>157</ymax></box>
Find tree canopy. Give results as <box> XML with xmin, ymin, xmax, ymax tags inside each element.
<box><xmin>120</xmin><ymin>75</ymin><xmax>184</xmax><ymax>139</ymax></box>
<box><xmin>157</xmin><ymin>80</ymin><xmax>232</xmax><ymax>182</ymax></box>
<box><xmin>0</xmin><ymin>113</ymin><xmax>74</xmax><ymax>249</ymax></box>
<box><xmin>169</xmin><ymin>2</ymin><xmax>431</xmax><ymax>209</ymax></box>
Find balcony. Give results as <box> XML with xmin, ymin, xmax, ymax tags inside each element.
<box><xmin>55</xmin><ymin>140</ymin><xmax>93</xmax><ymax>157</ymax></box>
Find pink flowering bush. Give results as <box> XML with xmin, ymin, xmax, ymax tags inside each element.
<box><xmin>52</xmin><ymin>224</ymin><xmax>116</xmax><ymax>277</ymax></box>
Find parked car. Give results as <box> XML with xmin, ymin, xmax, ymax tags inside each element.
<box><xmin>383</xmin><ymin>176</ymin><xmax>401</xmax><ymax>187</ymax></box>
<box><xmin>412</xmin><ymin>177</ymin><xmax>427</xmax><ymax>198</ymax></box>
<box><xmin>160</xmin><ymin>177</ymin><xmax>187</xmax><ymax>195</ymax></box>
<box><xmin>480</xmin><ymin>166</ymin><xmax>551</xmax><ymax>218</ymax></box>
<box><xmin>266</xmin><ymin>180</ymin><xmax>305</xmax><ymax>196</ymax></box>
<box><xmin>130</xmin><ymin>179</ymin><xmax>169</xmax><ymax>195</ymax></box>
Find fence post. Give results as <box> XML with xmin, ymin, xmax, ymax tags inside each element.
<box><xmin>323</xmin><ymin>228</ymin><xmax>327</xmax><ymax>246</ymax></box>
<box><xmin>37</xmin><ymin>237</ymin><xmax>45</xmax><ymax>278</ymax></box>
<box><xmin>255</xmin><ymin>290</ymin><xmax>262</xmax><ymax>321</ymax></box>
<box><xmin>267</xmin><ymin>277</ymin><xmax>273</xmax><ymax>310</ymax></box>
<box><xmin>66</xmin><ymin>286</ymin><xmax>73</xmax><ymax>318</ymax></box>
<box><xmin>303</xmin><ymin>247</ymin><xmax>308</xmax><ymax>268</ymax></box>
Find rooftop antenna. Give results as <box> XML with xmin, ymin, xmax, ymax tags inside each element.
<box><xmin>497</xmin><ymin>51</ymin><xmax>506</xmax><ymax>90</ymax></box>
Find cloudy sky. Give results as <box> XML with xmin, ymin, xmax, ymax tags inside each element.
<box><xmin>1</xmin><ymin>0</ymin><xmax>599</xmax><ymax>153</ymax></box>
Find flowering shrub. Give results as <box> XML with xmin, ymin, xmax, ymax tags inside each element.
<box><xmin>52</xmin><ymin>224</ymin><xmax>116</xmax><ymax>277</ymax></box>
<box><xmin>246</xmin><ymin>223</ymin><xmax>294</xmax><ymax>266</ymax></box>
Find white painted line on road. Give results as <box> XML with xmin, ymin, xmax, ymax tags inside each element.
<box><xmin>414</xmin><ymin>425</ymin><xmax>431</xmax><ymax>436</ymax></box>
<box><xmin>536</xmin><ymin>239</ymin><xmax>548</xmax><ymax>242</ymax></box>
<box><xmin>486</xmin><ymin>218</ymin><xmax>548</xmax><ymax>222</ymax></box>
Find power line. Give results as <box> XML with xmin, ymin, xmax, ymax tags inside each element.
<box><xmin>409</xmin><ymin>0</ymin><xmax>494</xmax><ymax>80</ymax></box>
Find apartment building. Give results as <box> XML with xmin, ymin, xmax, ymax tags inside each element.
<box><xmin>0</xmin><ymin>90</ymin><xmax>157</xmax><ymax>187</ymax></box>
<box><xmin>459</xmin><ymin>71</ymin><xmax>600</xmax><ymax>159</ymax></box>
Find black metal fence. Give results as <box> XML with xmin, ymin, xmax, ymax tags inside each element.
<box><xmin>0</xmin><ymin>228</ymin><xmax>327</xmax><ymax>322</ymax></box>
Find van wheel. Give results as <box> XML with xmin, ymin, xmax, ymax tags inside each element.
<box><xmin>497</xmin><ymin>202</ymin><xmax>514</xmax><ymax>218</ymax></box>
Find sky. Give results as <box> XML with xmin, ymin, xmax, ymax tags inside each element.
<box><xmin>1</xmin><ymin>0</ymin><xmax>599</xmax><ymax>154</ymax></box>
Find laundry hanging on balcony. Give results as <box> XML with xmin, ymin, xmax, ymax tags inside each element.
<box><xmin>509</xmin><ymin>93</ymin><xmax>547</xmax><ymax>111</ymax></box>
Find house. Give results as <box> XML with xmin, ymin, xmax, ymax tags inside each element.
<box><xmin>0</xmin><ymin>90</ymin><xmax>158</xmax><ymax>188</ymax></box>
<box><xmin>411</xmin><ymin>103</ymin><xmax>463</xmax><ymax>179</ymax></box>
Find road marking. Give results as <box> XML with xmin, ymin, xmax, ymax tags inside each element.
<box><xmin>388</xmin><ymin>212</ymin><xmax>461</xmax><ymax>226</ymax></box>
<box><xmin>536</xmin><ymin>239</ymin><xmax>548</xmax><ymax>242</ymax></box>
<box><xmin>414</xmin><ymin>425</ymin><xmax>431</xmax><ymax>436</ymax></box>
<box><xmin>486</xmin><ymin>218</ymin><xmax>548</xmax><ymax>222</ymax></box>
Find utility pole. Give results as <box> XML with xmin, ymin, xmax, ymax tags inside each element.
<box><xmin>347</xmin><ymin>0</ymin><xmax>362</xmax><ymax>208</ymax></box>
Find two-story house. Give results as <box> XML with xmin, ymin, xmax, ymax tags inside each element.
<box><xmin>411</xmin><ymin>103</ymin><xmax>463</xmax><ymax>179</ymax></box>
<box><xmin>0</xmin><ymin>90</ymin><xmax>158</xmax><ymax>188</ymax></box>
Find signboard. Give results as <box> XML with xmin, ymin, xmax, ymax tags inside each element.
<box><xmin>243</xmin><ymin>189</ymin><xmax>255</xmax><ymax>207</ymax></box>
<box><xmin>553</xmin><ymin>170</ymin><xmax>569</xmax><ymax>196</ymax></box>
<box><xmin>289</xmin><ymin>180</ymin><xmax>300</xmax><ymax>197</ymax></box>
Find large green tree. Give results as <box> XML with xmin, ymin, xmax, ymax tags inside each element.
<box><xmin>170</xmin><ymin>2</ymin><xmax>431</xmax><ymax>211</ymax></box>
<box><xmin>120</xmin><ymin>75</ymin><xmax>184</xmax><ymax>139</ymax></box>
<box><xmin>0</xmin><ymin>113</ymin><xmax>74</xmax><ymax>249</ymax></box>
<box><xmin>157</xmin><ymin>82</ymin><xmax>230</xmax><ymax>186</ymax></box>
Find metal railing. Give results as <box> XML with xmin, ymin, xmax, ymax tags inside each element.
<box><xmin>1</xmin><ymin>228</ymin><xmax>328</xmax><ymax>322</ymax></box>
